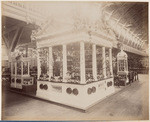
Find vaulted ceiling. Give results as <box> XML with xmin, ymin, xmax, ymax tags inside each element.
<box><xmin>1</xmin><ymin>1</ymin><xmax>148</xmax><ymax>56</ymax></box>
<box><xmin>105</xmin><ymin>2</ymin><xmax>148</xmax><ymax>43</ymax></box>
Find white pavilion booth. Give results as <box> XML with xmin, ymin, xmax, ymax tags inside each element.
<box><xmin>28</xmin><ymin>2</ymin><xmax>118</xmax><ymax>110</ymax></box>
<box><xmin>35</xmin><ymin>29</ymin><xmax>115</xmax><ymax>109</ymax></box>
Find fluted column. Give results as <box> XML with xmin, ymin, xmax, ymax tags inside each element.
<box><xmin>63</xmin><ymin>45</ymin><xmax>67</xmax><ymax>82</ymax></box>
<box><xmin>80</xmin><ymin>41</ymin><xmax>86</xmax><ymax>84</ymax></box>
<box><xmin>92</xmin><ymin>44</ymin><xmax>97</xmax><ymax>81</ymax></box>
<box><xmin>102</xmin><ymin>47</ymin><xmax>106</xmax><ymax>78</ymax></box>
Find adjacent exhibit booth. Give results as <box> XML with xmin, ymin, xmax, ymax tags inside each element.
<box><xmin>11</xmin><ymin>57</ymin><xmax>34</xmax><ymax>89</ymax></box>
<box><xmin>35</xmin><ymin>30</ymin><xmax>115</xmax><ymax>110</ymax></box>
<box><xmin>116</xmin><ymin>50</ymin><xmax>129</xmax><ymax>86</ymax></box>
<box><xmin>10</xmin><ymin>47</ymin><xmax>37</xmax><ymax>93</ymax></box>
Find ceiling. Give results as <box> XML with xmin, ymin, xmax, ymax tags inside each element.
<box><xmin>2</xmin><ymin>16</ymin><xmax>38</xmax><ymax>52</ymax></box>
<box><xmin>1</xmin><ymin>2</ymin><xmax>148</xmax><ymax>55</ymax></box>
<box><xmin>104</xmin><ymin>2</ymin><xmax>148</xmax><ymax>43</ymax></box>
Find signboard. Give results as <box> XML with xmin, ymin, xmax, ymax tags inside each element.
<box><xmin>51</xmin><ymin>85</ymin><xmax>62</xmax><ymax>93</ymax></box>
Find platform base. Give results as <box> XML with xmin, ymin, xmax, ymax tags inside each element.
<box><xmin>36</xmin><ymin>78</ymin><xmax>115</xmax><ymax>110</ymax></box>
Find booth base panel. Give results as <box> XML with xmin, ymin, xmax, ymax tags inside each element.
<box><xmin>10</xmin><ymin>83</ymin><xmax>22</xmax><ymax>89</ymax></box>
<box><xmin>10</xmin><ymin>84</ymin><xmax>37</xmax><ymax>94</ymax></box>
<box><xmin>22</xmin><ymin>85</ymin><xmax>37</xmax><ymax>93</ymax></box>
<box><xmin>36</xmin><ymin>78</ymin><xmax>115</xmax><ymax>110</ymax></box>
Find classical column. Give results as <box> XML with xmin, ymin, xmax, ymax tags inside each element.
<box><xmin>49</xmin><ymin>46</ymin><xmax>53</xmax><ymax>81</ymax></box>
<box><xmin>109</xmin><ymin>48</ymin><xmax>113</xmax><ymax>77</ymax></box>
<box><xmin>80</xmin><ymin>41</ymin><xmax>86</xmax><ymax>84</ymax></box>
<box><xmin>102</xmin><ymin>47</ymin><xmax>106</xmax><ymax>78</ymax></box>
<box><xmin>63</xmin><ymin>45</ymin><xmax>67</xmax><ymax>82</ymax></box>
<box><xmin>37</xmin><ymin>49</ymin><xmax>41</xmax><ymax>80</ymax></box>
<box><xmin>92</xmin><ymin>44</ymin><xmax>97</xmax><ymax>81</ymax></box>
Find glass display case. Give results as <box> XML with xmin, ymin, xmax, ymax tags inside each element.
<box><xmin>105</xmin><ymin>48</ymin><xmax>111</xmax><ymax>78</ymax></box>
<box><xmin>51</xmin><ymin>45</ymin><xmax>63</xmax><ymax>82</ymax></box>
<box><xmin>23</xmin><ymin>62</ymin><xmax>28</xmax><ymax>75</ymax></box>
<box><xmin>96</xmin><ymin>45</ymin><xmax>103</xmax><ymax>80</ymax></box>
<box><xmin>38</xmin><ymin>47</ymin><xmax>49</xmax><ymax>81</ymax></box>
<box><xmin>11</xmin><ymin>57</ymin><xmax>34</xmax><ymax>89</ymax></box>
<box><xmin>66</xmin><ymin>42</ymin><xmax>80</xmax><ymax>83</ymax></box>
<box><xmin>85</xmin><ymin>42</ymin><xmax>93</xmax><ymax>83</ymax></box>
<box><xmin>117</xmin><ymin>50</ymin><xmax>129</xmax><ymax>85</ymax></box>
<box><xmin>17</xmin><ymin>62</ymin><xmax>21</xmax><ymax>75</ymax></box>
<box><xmin>36</xmin><ymin>34</ymin><xmax>114</xmax><ymax>109</ymax></box>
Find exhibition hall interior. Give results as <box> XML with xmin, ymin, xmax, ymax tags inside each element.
<box><xmin>1</xmin><ymin>1</ymin><xmax>149</xmax><ymax>120</ymax></box>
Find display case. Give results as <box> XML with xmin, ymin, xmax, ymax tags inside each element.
<box><xmin>38</xmin><ymin>47</ymin><xmax>49</xmax><ymax>81</ymax></box>
<box><xmin>96</xmin><ymin>45</ymin><xmax>103</xmax><ymax>80</ymax></box>
<box><xmin>52</xmin><ymin>45</ymin><xmax>63</xmax><ymax>82</ymax></box>
<box><xmin>117</xmin><ymin>50</ymin><xmax>129</xmax><ymax>86</ymax></box>
<box><xmin>11</xmin><ymin>57</ymin><xmax>34</xmax><ymax>89</ymax></box>
<box><xmin>85</xmin><ymin>42</ymin><xmax>94</xmax><ymax>83</ymax></box>
<box><xmin>36</xmin><ymin>30</ymin><xmax>114</xmax><ymax>110</ymax></box>
<box><xmin>66</xmin><ymin>43</ymin><xmax>80</xmax><ymax>83</ymax></box>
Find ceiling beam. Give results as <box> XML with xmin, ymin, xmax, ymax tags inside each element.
<box><xmin>2</xmin><ymin>35</ymin><xmax>9</xmax><ymax>49</ymax></box>
<box><xmin>2</xmin><ymin>22</ymin><xmax>25</xmax><ymax>35</ymax></box>
<box><xmin>11</xmin><ymin>27</ymin><xmax>24</xmax><ymax>52</ymax></box>
<box><xmin>9</xmin><ymin>27</ymin><xmax>24</xmax><ymax>52</ymax></box>
<box><xmin>106</xmin><ymin>3</ymin><xmax>126</xmax><ymax>20</ymax></box>
<box><xmin>9</xmin><ymin>27</ymin><xmax>20</xmax><ymax>52</ymax></box>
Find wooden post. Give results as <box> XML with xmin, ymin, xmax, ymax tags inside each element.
<box><xmin>80</xmin><ymin>42</ymin><xmax>86</xmax><ymax>84</ymax></box>
<box><xmin>102</xmin><ymin>47</ymin><xmax>106</xmax><ymax>78</ymax></box>
<box><xmin>92</xmin><ymin>44</ymin><xmax>97</xmax><ymax>81</ymax></box>
<box><xmin>109</xmin><ymin>48</ymin><xmax>113</xmax><ymax>77</ymax></box>
<box><xmin>63</xmin><ymin>45</ymin><xmax>67</xmax><ymax>82</ymax></box>
<box><xmin>49</xmin><ymin>46</ymin><xmax>53</xmax><ymax>81</ymax></box>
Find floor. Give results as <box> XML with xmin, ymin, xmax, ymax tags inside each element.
<box><xmin>2</xmin><ymin>74</ymin><xmax>149</xmax><ymax>121</ymax></box>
